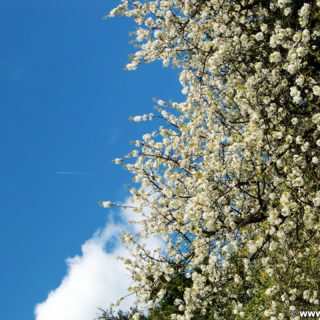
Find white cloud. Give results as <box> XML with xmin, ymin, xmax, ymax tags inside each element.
<box><xmin>35</xmin><ymin>199</ymin><xmax>164</xmax><ymax>320</ymax></box>
<box><xmin>35</xmin><ymin>213</ymin><xmax>134</xmax><ymax>320</ymax></box>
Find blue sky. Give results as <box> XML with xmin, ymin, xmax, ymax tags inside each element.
<box><xmin>0</xmin><ymin>1</ymin><xmax>181</xmax><ymax>319</ymax></box>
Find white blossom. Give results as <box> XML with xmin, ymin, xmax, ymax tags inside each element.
<box><xmin>107</xmin><ymin>1</ymin><xmax>320</xmax><ymax>317</ymax></box>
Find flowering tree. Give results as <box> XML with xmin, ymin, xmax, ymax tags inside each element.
<box><xmin>103</xmin><ymin>1</ymin><xmax>320</xmax><ymax>319</ymax></box>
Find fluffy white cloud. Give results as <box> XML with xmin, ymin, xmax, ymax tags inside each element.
<box><xmin>35</xmin><ymin>197</ymin><xmax>164</xmax><ymax>320</ymax></box>
<box><xmin>34</xmin><ymin>212</ymin><xmax>134</xmax><ymax>320</ymax></box>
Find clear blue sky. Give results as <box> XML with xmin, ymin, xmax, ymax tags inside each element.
<box><xmin>0</xmin><ymin>1</ymin><xmax>181</xmax><ymax>319</ymax></box>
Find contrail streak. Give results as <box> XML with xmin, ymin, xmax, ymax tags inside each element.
<box><xmin>56</xmin><ymin>171</ymin><xmax>94</xmax><ymax>176</ymax></box>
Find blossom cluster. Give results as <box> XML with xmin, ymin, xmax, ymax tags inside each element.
<box><xmin>107</xmin><ymin>1</ymin><xmax>320</xmax><ymax>319</ymax></box>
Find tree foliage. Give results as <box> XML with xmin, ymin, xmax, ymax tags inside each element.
<box><xmin>103</xmin><ymin>0</ymin><xmax>320</xmax><ymax>319</ymax></box>
<box><xmin>97</xmin><ymin>309</ymin><xmax>147</xmax><ymax>320</ymax></box>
